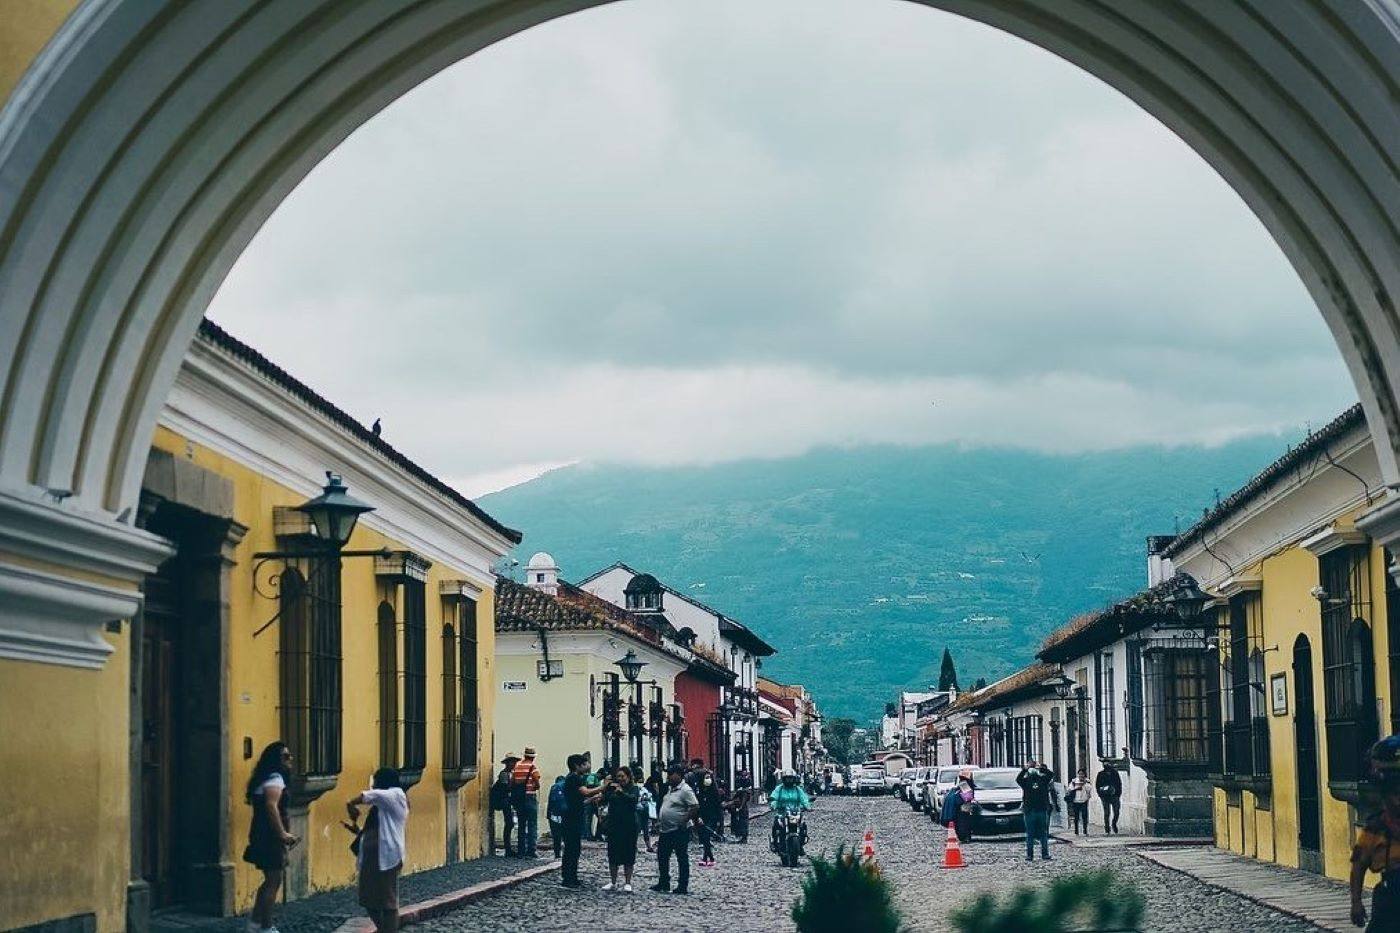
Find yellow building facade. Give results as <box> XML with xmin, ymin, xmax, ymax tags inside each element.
<box><xmin>1166</xmin><ymin>405</ymin><xmax>1396</xmax><ymax>882</ymax></box>
<box><xmin>0</xmin><ymin>320</ymin><xmax>519</xmax><ymax>931</ymax></box>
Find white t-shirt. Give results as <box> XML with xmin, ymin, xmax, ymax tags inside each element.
<box><xmin>359</xmin><ymin>787</ymin><xmax>409</xmax><ymax>872</ymax></box>
<box><xmin>256</xmin><ymin>773</ymin><xmax>286</xmax><ymax>798</ymax></box>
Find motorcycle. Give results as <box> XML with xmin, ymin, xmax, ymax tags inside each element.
<box><xmin>771</xmin><ymin>806</ymin><xmax>808</xmax><ymax>868</ymax></box>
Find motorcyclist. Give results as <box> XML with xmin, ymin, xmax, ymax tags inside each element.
<box><xmin>769</xmin><ymin>770</ymin><xmax>813</xmax><ymax>851</ymax></box>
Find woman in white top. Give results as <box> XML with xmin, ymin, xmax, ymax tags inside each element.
<box><xmin>348</xmin><ymin>768</ymin><xmax>410</xmax><ymax>932</ymax></box>
<box><xmin>242</xmin><ymin>742</ymin><xmax>298</xmax><ymax>933</ymax></box>
<box><xmin>1067</xmin><ymin>768</ymin><xmax>1093</xmax><ymax>836</ymax></box>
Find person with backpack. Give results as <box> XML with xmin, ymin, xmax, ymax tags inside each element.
<box><xmin>490</xmin><ymin>753</ymin><xmax>519</xmax><ymax>856</ymax></box>
<box><xmin>1096</xmin><ymin>764</ymin><xmax>1123</xmax><ymax>834</ymax></box>
<box><xmin>510</xmin><ymin>746</ymin><xmax>543</xmax><ymax>858</ymax></box>
<box><xmin>1067</xmin><ymin>768</ymin><xmax>1094</xmax><ymax>835</ymax></box>
<box><xmin>546</xmin><ymin>775</ymin><xmax>568</xmax><ymax>859</ymax></box>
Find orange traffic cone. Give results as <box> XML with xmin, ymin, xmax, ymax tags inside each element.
<box><xmin>940</xmin><ymin>823</ymin><xmax>966</xmax><ymax>869</ymax></box>
<box><xmin>859</xmin><ymin>829</ymin><xmax>877</xmax><ymax>861</ymax></box>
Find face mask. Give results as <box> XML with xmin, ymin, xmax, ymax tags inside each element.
<box><xmin>704</xmin><ymin>777</ymin><xmax>713</xmax><ymax>786</ymax></box>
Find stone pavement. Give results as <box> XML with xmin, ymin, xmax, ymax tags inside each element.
<box><xmin>413</xmin><ymin>795</ymin><xmax>1323</xmax><ymax>931</ymax></box>
<box><xmin>150</xmin><ymin>855</ymin><xmax>549</xmax><ymax>933</ymax></box>
<box><xmin>1052</xmin><ymin>827</ymin><xmax>1214</xmax><ymax>849</ymax></box>
<box><xmin>1139</xmin><ymin>846</ymin><xmax>1353</xmax><ymax>931</ymax></box>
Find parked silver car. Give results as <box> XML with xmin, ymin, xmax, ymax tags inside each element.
<box><xmin>966</xmin><ymin>767</ymin><xmax>1025</xmax><ymax>838</ymax></box>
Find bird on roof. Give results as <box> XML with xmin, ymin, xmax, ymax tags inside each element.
<box><xmin>371</xmin><ymin>418</ymin><xmax>381</xmax><ymax>437</ymax></box>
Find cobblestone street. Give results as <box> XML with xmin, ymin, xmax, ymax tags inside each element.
<box><xmin>416</xmin><ymin>795</ymin><xmax>1321</xmax><ymax>931</ymax></box>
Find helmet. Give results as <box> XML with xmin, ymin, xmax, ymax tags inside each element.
<box><xmin>781</xmin><ymin>769</ymin><xmax>798</xmax><ymax>784</ymax></box>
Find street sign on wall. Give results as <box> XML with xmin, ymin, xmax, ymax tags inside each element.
<box><xmin>503</xmin><ymin>681</ymin><xmax>527</xmax><ymax>692</ymax></box>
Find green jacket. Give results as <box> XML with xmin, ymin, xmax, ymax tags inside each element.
<box><xmin>770</xmin><ymin>784</ymin><xmax>812</xmax><ymax>811</ymax></box>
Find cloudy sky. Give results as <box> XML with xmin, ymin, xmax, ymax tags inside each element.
<box><xmin>207</xmin><ymin>0</ymin><xmax>1356</xmax><ymax>496</ymax></box>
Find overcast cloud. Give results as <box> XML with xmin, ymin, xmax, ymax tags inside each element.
<box><xmin>207</xmin><ymin>0</ymin><xmax>1356</xmax><ymax>495</ymax></box>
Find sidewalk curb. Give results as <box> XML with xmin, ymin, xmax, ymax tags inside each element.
<box><xmin>332</xmin><ymin>861</ymin><xmax>560</xmax><ymax>932</ymax></box>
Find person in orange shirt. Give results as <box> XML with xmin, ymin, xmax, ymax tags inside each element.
<box><xmin>1351</xmin><ymin>737</ymin><xmax>1400</xmax><ymax>929</ymax></box>
<box><xmin>510</xmin><ymin>745</ymin><xmax>544</xmax><ymax>857</ymax></box>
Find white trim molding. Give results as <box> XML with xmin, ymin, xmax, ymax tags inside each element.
<box><xmin>1213</xmin><ymin>576</ymin><xmax>1263</xmax><ymax>599</ymax></box>
<box><xmin>1300</xmin><ymin>524</ymin><xmax>1368</xmax><ymax>557</ymax></box>
<box><xmin>0</xmin><ymin>561</ymin><xmax>146</xmax><ymax>668</ymax></box>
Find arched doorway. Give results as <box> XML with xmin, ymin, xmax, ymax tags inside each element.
<box><xmin>1293</xmin><ymin>633</ymin><xmax>1322</xmax><ymax>874</ymax></box>
<box><xmin>0</xmin><ymin>2</ymin><xmax>1396</xmax><ymax>673</ymax></box>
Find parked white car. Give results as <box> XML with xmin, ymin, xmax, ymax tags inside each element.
<box><xmin>855</xmin><ymin>763</ymin><xmax>888</xmax><ymax>796</ymax></box>
<box><xmin>922</xmin><ymin>766</ymin><xmax>961</xmax><ymax>818</ymax></box>
<box><xmin>907</xmin><ymin>766</ymin><xmax>935</xmax><ymax>811</ymax></box>
<box><xmin>896</xmin><ymin>767</ymin><xmax>918</xmax><ymax>801</ymax></box>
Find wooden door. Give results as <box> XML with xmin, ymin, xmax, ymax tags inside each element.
<box><xmin>141</xmin><ymin>568</ymin><xmax>179</xmax><ymax>906</ymax></box>
<box><xmin>1293</xmin><ymin>635</ymin><xmax>1322</xmax><ymax>872</ymax></box>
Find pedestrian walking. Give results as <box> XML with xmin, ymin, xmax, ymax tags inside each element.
<box><xmin>490</xmin><ymin>753</ymin><xmax>519</xmax><ymax>856</ymax></box>
<box><xmin>561</xmin><ymin>754</ymin><xmax>605</xmax><ymax>888</ymax></box>
<box><xmin>726</xmin><ymin>785</ymin><xmax>751</xmax><ymax>843</ymax></box>
<box><xmin>347</xmin><ymin>768</ymin><xmax>409</xmax><ymax>933</ymax></box>
<box><xmin>1351</xmin><ymin>737</ymin><xmax>1400</xmax><ymax>930</ymax></box>
<box><xmin>643</xmin><ymin>772</ymin><xmax>664</xmax><ymax>852</ymax></box>
<box><xmin>652</xmin><ymin>764</ymin><xmax>701</xmax><ymax>895</ymax></box>
<box><xmin>601</xmin><ymin>767</ymin><xmax>643</xmax><ymax>892</ymax></box>
<box><xmin>951</xmin><ymin>769</ymin><xmax>976</xmax><ymax>843</ymax></box>
<box><xmin>1096</xmin><ymin>765</ymin><xmax>1122</xmax><ymax>834</ymax></box>
<box><xmin>589</xmin><ymin>761</ymin><xmax>610</xmax><ymax>840</ymax></box>
<box><xmin>510</xmin><ymin>746</ymin><xmax>543</xmax><ymax>857</ymax></box>
<box><xmin>546</xmin><ymin>774</ymin><xmax>568</xmax><ymax>859</ymax></box>
<box><xmin>242</xmin><ymin>742</ymin><xmax>297</xmax><ymax>933</ymax></box>
<box><xmin>1067</xmin><ymin>768</ymin><xmax>1093</xmax><ymax>835</ymax></box>
<box><xmin>1017</xmin><ymin>759</ymin><xmax>1056</xmax><ymax>861</ymax></box>
<box><xmin>697</xmin><ymin>772</ymin><xmax>723</xmax><ymax>866</ymax></box>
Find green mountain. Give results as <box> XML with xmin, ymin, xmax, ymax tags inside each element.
<box><xmin>480</xmin><ymin>438</ymin><xmax>1292</xmax><ymax>722</ymax></box>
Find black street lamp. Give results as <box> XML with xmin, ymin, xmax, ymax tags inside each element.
<box><xmin>1163</xmin><ymin>575</ymin><xmax>1210</xmax><ymax>623</ymax></box>
<box><xmin>296</xmin><ymin>471</ymin><xmax>375</xmax><ymax>550</ymax></box>
<box><xmin>615</xmin><ymin>649</ymin><xmax>650</xmax><ymax>684</ymax></box>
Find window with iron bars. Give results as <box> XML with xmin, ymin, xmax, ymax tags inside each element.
<box><xmin>279</xmin><ymin>559</ymin><xmax>342</xmax><ymax>779</ymax></box>
<box><xmin>1318</xmin><ymin>545</ymin><xmax>1378</xmax><ymax>786</ymax></box>
<box><xmin>1223</xmin><ymin>594</ymin><xmax>1269</xmax><ymax>778</ymax></box>
<box><xmin>1095</xmin><ymin>649</ymin><xmax>1116</xmax><ymax>758</ymax></box>
<box><xmin>628</xmin><ymin>683</ymin><xmax>646</xmax><ymax>768</ymax></box>
<box><xmin>1007</xmin><ymin>714</ymin><xmax>1043</xmax><ymax>765</ymax></box>
<box><xmin>1126</xmin><ymin>640</ymin><xmax>1145</xmax><ymax>759</ymax></box>
<box><xmin>1142</xmin><ymin>647</ymin><xmax>1209</xmax><ymax>763</ymax></box>
<box><xmin>377</xmin><ymin>581</ymin><xmax>428</xmax><ymax>775</ymax></box>
<box><xmin>668</xmin><ymin>703</ymin><xmax>685</xmax><ymax>763</ymax></box>
<box><xmin>441</xmin><ymin>596</ymin><xmax>480</xmax><ymax>774</ymax></box>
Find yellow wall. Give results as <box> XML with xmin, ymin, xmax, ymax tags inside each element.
<box><xmin>0</xmin><ymin>636</ymin><xmax>129</xmax><ymax>931</ymax></box>
<box><xmin>1224</xmin><ymin>516</ymin><xmax>1393</xmax><ymax>882</ymax></box>
<box><xmin>0</xmin><ymin>0</ymin><xmax>78</xmax><ymax>103</ymax></box>
<box><xmin>148</xmin><ymin>426</ymin><xmax>497</xmax><ymax>908</ymax></box>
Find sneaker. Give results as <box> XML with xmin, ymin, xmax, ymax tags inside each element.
<box><xmin>601</xmin><ymin>882</ymin><xmax>615</xmax><ymax>892</ymax></box>
<box><xmin>623</xmin><ymin>883</ymin><xmax>633</xmax><ymax>893</ymax></box>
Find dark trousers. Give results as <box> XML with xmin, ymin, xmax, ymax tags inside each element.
<box><xmin>513</xmin><ymin>796</ymin><xmax>538</xmax><ymax>856</ymax></box>
<box><xmin>954</xmin><ymin>809</ymin><xmax>972</xmax><ymax>842</ymax></box>
<box><xmin>1070</xmin><ymin>801</ymin><xmax>1090</xmax><ymax>834</ymax></box>
<box><xmin>1102</xmin><ymin>797</ymin><xmax>1121</xmax><ymax>832</ymax></box>
<box><xmin>561</xmin><ymin>824</ymin><xmax>583</xmax><ymax>885</ymax></box>
<box><xmin>550</xmin><ymin>819</ymin><xmax>563</xmax><ymax>858</ymax></box>
<box><xmin>495</xmin><ymin>806</ymin><xmax>516</xmax><ymax>854</ymax></box>
<box><xmin>700</xmin><ymin>819</ymin><xmax>717</xmax><ymax>861</ymax></box>
<box><xmin>657</xmin><ymin>829</ymin><xmax>690</xmax><ymax>891</ymax></box>
<box><xmin>1024</xmin><ymin>809</ymin><xmax>1051</xmax><ymax>860</ymax></box>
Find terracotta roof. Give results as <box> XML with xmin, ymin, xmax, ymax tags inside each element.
<box><xmin>196</xmin><ymin>318</ymin><xmax>522</xmax><ymax>545</ymax></box>
<box><xmin>961</xmin><ymin>662</ymin><xmax>1059</xmax><ymax>711</ymax></box>
<box><xmin>1036</xmin><ymin>573</ymin><xmax>1197</xmax><ymax>663</ymax></box>
<box><xmin>1162</xmin><ymin>404</ymin><xmax>1366</xmax><ymax>559</ymax></box>
<box><xmin>579</xmin><ymin>561</ymin><xmax>777</xmax><ymax>655</ymax></box>
<box><xmin>495</xmin><ymin>577</ymin><xmax>689</xmax><ymax>658</ymax></box>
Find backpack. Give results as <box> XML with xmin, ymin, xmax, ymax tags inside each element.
<box><xmin>548</xmin><ymin>779</ymin><xmax>568</xmax><ymax>817</ymax></box>
<box><xmin>489</xmin><ymin>770</ymin><xmax>511</xmax><ymax>810</ymax></box>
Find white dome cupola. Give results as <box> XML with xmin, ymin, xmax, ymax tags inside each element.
<box><xmin>526</xmin><ymin>551</ymin><xmax>560</xmax><ymax>594</ymax></box>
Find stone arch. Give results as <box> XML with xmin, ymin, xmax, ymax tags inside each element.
<box><xmin>0</xmin><ymin>0</ymin><xmax>1396</xmax><ymax>650</ymax></box>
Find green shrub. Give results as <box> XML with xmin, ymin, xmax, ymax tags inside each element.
<box><xmin>949</xmin><ymin>869</ymin><xmax>1145</xmax><ymax>932</ymax></box>
<box><xmin>791</xmin><ymin>846</ymin><xmax>901</xmax><ymax>933</ymax></box>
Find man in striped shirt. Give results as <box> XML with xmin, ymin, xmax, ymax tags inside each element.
<box><xmin>510</xmin><ymin>745</ymin><xmax>543</xmax><ymax>857</ymax></box>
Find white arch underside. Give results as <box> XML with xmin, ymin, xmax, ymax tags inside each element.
<box><xmin>0</xmin><ymin>0</ymin><xmax>1395</xmax><ymax>531</ymax></box>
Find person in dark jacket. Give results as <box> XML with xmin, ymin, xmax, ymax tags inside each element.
<box><xmin>1016</xmin><ymin>760</ymin><xmax>1057</xmax><ymax>862</ymax></box>
<box><xmin>490</xmin><ymin>754</ymin><xmax>519</xmax><ymax>856</ymax></box>
<box><xmin>1096</xmin><ymin>765</ymin><xmax>1123</xmax><ymax>834</ymax></box>
<box><xmin>696</xmin><ymin>772</ymin><xmax>724</xmax><ymax>866</ymax></box>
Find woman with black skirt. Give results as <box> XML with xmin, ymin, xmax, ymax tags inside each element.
<box><xmin>601</xmin><ymin>767</ymin><xmax>642</xmax><ymax>893</ymax></box>
<box><xmin>242</xmin><ymin>742</ymin><xmax>298</xmax><ymax>933</ymax></box>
